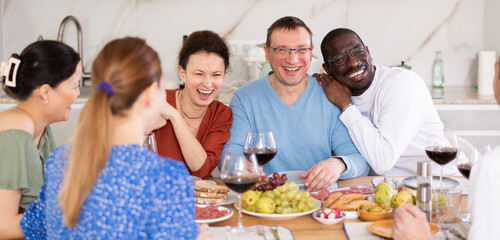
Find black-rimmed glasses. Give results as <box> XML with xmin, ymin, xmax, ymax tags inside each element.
<box><xmin>326</xmin><ymin>46</ymin><xmax>367</xmax><ymax>66</ymax></box>
<box><xmin>271</xmin><ymin>47</ymin><xmax>312</xmax><ymax>56</ymax></box>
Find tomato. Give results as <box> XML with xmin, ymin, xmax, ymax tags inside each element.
<box><xmin>333</xmin><ymin>208</ymin><xmax>341</xmax><ymax>218</ymax></box>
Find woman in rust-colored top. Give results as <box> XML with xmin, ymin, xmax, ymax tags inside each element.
<box><xmin>153</xmin><ymin>30</ymin><xmax>232</xmax><ymax>179</ymax></box>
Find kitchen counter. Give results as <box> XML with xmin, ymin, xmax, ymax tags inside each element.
<box><xmin>0</xmin><ymin>86</ymin><xmax>93</xmax><ymax>104</ymax></box>
<box><xmin>431</xmin><ymin>86</ymin><xmax>496</xmax><ymax>104</ymax></box>
<box><xmin>0</xmin><ymin>86</ymin><xmax>495</xmax><ymax>104</ymax></box>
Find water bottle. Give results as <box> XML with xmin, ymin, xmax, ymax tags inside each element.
<box><xmin>432</xmin><ymin>51</ymin><xmax>444</xmax><ymax>88</ymax></box>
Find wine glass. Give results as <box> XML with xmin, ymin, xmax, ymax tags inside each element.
<box><xmin>425</xmin><ymin>128</ymin><xmax>459</xmax><ymax>189</ymax></box>
<box><xmin>144</xmin><ymin>133</ymin><xmax>158</xmax><ymax>153</ymax></box>
<box><xmin>220</xmin><ymin>151</ymin><xmax>260</xmax><ymax>234</ymax></box>
<box><xmin>243</xmin><ymin>130</ymin><xmax>277</xmax><ymax>168</ymax></box>
<box><xmin>455</xmin><ymin>144</ymin><xmax>490</xmax><ymax>222</ymax></box>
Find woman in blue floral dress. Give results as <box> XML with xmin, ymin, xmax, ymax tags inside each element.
<box><xmin>20</xmin><ymin>37</ymin><xmax>211</xmax><ymax>240</ymax></box>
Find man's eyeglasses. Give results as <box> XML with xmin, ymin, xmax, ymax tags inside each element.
<box><xmin>271</xmin><ymin>47</ymin><xmax>312</xmax><ymax>56</ymax></box>
<box><xmin>326</xmin><ymin>46</ymin><xmax>368</xmax><ymax>66</ymax></box>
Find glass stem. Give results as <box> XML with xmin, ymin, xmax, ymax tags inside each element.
<box><xmin>237</xmin><ymin>196</ymin><xmax>243</xmax><ymax>230</ymax></box>
<box><xmin>439</xmin><ymin>166</ymin><xmax>443</xmax><ymax>190</ymax></box>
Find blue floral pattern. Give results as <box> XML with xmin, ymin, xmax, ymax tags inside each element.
<box><xmin>21</xmin><ymin>144</ymin><xmax>199</xmax><ymax>239</ymax></box>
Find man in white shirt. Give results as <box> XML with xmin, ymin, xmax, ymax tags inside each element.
<box><xmin>313</xmin><ymin>28</ymin><xmax>459</xmax><ymax>176</ymax></box>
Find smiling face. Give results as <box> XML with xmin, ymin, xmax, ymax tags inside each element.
<box><xmin>179</xmin><ymin>52</ymin><xmax>225</xmax><ymax>107</ymax></box>
<box><xmin>48</xmin><ymin>62</ymin><xmax>82</xmax><ymax>122</ymax></box>
<box><xmin>323</xmin><ymin>33</ymin><xmax>375</xmax><ymax>96</ymax></box>
<box><xmin>264</xmin><ymin>27</ymin><xmax>313</xmax><ymax>87</ymax></box>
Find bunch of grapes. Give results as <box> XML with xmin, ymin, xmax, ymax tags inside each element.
<box><xmin>252</xmin><ymin>172</ymin><xmax>288</xmax><ymax>191</ymax></box>
<box><xmin>261</xmin><ymin>182</ymin><xmax>317</xmax><ymax>214</ymax></box>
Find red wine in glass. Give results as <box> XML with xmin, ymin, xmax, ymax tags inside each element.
<box><xmin>220</xmin><ymin>152</ymin><xmax>260</xmax><ymax>234</ymax></box>
<box><xmin>425</xmin><ymin>146</ymin><xmax>458</xmax><ymax>165</ymax></box>
<box><xmin>425</xmin><ymin>129</ymin><xmax>459</xmax><ymax>190</ymax></box>
<box><xmin>244</xmin><ymin>147</ymin><xmax>277</xmax><ymax>166</ymax></box>
<box><xmin>223</xmin><ymin>176</ymin><xmax>259</xmax><ymax>193</ymax></box>
<box><xmin>244</xmin><ymin>131</ymin><xmax>277</xmax><ymax>166</ymax></box>
<box><xmin>457</xmin><ymin>163</ymin><xmax>472</xmax><ymax>179</ymax></box>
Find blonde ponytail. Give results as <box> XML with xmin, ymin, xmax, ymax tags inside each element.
<box><xmin>58</xmin><ymin>91</ymin><xmax>112</xmax><ymax>227</ymax></box>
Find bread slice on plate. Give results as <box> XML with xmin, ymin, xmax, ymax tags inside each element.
<box><xmin>195</xmin><ymin>190</ymin><xmax>227</xmax><ymax>198</ymax></box>
<box><xmin>195</xmin><ymin>180</ymin><xmax>229</xmax><ymax>193</ymax></box>
<box><xmin>195</xmin><ymin>196</ymin><xmax>226</xmax><ymax>205</ymax></box>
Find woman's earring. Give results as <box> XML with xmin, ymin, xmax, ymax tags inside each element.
<box><xmin>42</xmin><ymin>99</ymin><xmax>48</xmax><ymax>104</ymax></box>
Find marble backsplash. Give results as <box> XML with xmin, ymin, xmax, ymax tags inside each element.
<box><xmin>1</xmin><ymin>0</ymin><xmax>496</xmax><ymax>101</ymax></box>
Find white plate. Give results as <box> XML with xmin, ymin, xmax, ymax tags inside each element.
<box><xmin>269</xmin><ymin>171</ymin><xmax>339</xmax><ymax>189</ymax></box>
<box><xmin>403</xmin><ymin>176</ymin><xmax>459</xmax><ymax>190</ymax></box>
<box><xmin>195</xmin><ymin>204</ymin><xmax>233</xmax><ymax>224</ymax></box>
<box><xmin>343</xmin><ymin>211</ymin><xmax>359</xmax><ymax>219</ymax></box>
<box><xmin>310</xmin><ymin>185</ymin><xmax>374</xmax><ymax>201</ymax></box>
<box><xmin>192</xmin><ymin>176</ymin><xmax>218</xmax><ymax>185</ymax></box>
<box><xmin>234</xmin><ymin>198</ymin><xmax>321</xmax><ymax>220</ymax></box>
<box><xmin>214</xmin><ymin>191</ymin><xmax>238</xmax><ymax>206</ymax></box>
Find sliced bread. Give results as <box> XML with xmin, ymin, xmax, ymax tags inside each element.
<box><xmin>194</xmin><ymin>180</ymin><xmax>229</xmax><ymax>193</ymax></box>
<box><xmin>195</xmin><ymin>196</ymin><xmax>226</xmax><ymax>205</ymax></box>
<box><xmin>195</xmin><ymin>190</ymin><xmax>227</xmax><ymax>199</ymax></box>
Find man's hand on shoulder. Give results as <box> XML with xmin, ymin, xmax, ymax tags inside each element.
<box><xmin>299</xmin><ymin>157</ymin><xmax>347</xmax><ymax>192</ymax></box>
<box><xmin>313</xmin><ymin>73</ymin><xmax>352</xmax><ymax>109</ymax></box>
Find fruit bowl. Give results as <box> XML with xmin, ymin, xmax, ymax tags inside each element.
<box><xmin>312</xmin><ymin>210</ymin><xmax>345</xmax><ymax>225</ymax></box>
<box><xmin>235</xmin><ymin>198</ymin><xmax>321</xmax><ymax>220</ymax></box>
<box><xmin>358</xmin><ymin>208</ymin><xmax>392</xmax><ymax>221</ymax></box>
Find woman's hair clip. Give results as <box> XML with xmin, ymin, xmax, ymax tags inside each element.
<box><xmin>0</xmin><ymin>57</ymin><xmax>21</xmax><ymax>87</ymax></box>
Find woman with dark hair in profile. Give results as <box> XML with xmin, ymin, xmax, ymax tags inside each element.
<box><xmin>153</xmin><ymin>30</ymin><xmax>232</xmax><ymax>179</ymax></box>
<box><xmin>0</xmin><ymin>40</ymin><xmax>80</xmax><ymax>239</ymax></box>
<box><xmin>20</xmin><ymin>37</ymin><xmax>211</xmax><ymax>239</ymax></box>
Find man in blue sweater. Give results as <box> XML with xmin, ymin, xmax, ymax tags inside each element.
<box><xmin>221</xmin><ymin>16</ymin><xmax>369</xmax><ymax>191</ymax></box>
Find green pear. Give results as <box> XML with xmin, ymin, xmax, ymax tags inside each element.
<box><xmin>374</xmin><ymin>188</ymin><xmax>395</xmax><ymax>206</ymax></box>
<box><xmin>392</xmin><ymin>191</ymin><xmax>413</xmax><ymax>207</ymax></box>
<box><xmin>375</xmin><ymin>182</ymin><xmax>392</xmax><ymax>192</ymax></box>
<box><xmin>241</xmin><ymin>190</ymin><xmax>260</xmax><ymax>210</ymax></box>
<box><xmin>255</xmin><ymin>197</ymin><xmax>276</xmax><ymax>214</ymax></box>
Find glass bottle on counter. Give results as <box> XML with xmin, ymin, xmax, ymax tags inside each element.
<box><xmin>432</xmin><ymin>51</ymin><xmax>444</xmax><ymax>88</ymax></box>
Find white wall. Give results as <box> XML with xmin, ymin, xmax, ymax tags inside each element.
<box><xmin>0</xmin><ymin>0</ymin><xmax>490</xmax><ymax>95</ymax></box>
<box><xmin>484</xmin><ymin>0</ymin><xmax>500</xmax><ymax>53</ymax></box>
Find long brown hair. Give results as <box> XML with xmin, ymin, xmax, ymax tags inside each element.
<box><xmin>58</xmin><ymin>37</ymin><xmax>162</xmax><ymax>227</ymax></box>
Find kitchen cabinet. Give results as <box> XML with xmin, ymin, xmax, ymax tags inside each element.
<box><xmin>436</xmin><ymin>104</ymin><xmax>500</xmax><ymax>148</ymax></box>
<box><xmin>432</xmin><ymin>86</ymin><xmax>500</xmax><ymax>148</ymax></box>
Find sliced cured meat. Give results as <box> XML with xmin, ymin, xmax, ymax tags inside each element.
<box><xmin>310</xmin><ymin>189</ymin><xmax>330</xmax><ymax>201</ymax></box>
<box><xmin>195</xmin><ymin>205</ymin><xmax>230</xmax><ymax>220</ymax></box>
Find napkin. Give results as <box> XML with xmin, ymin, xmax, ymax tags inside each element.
<box><xmin>210</xmin><ymin>225</ymin><xmax>294</xmax><ymax>240</ymax></box>
<box><xmin>343</xmin><ymin>221</ymin><xmax>468</xmax><ymax>240</ymax></box>
<box><xmin>343</xmin><ymin>222</ymin><xmax>382</xmax><ymax>240</ymax></box>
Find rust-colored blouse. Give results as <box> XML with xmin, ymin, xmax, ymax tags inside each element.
<box><xmin>153</xmin><ymin>89</ymin><xmax>232</xmax><ymax>179</ymax></box>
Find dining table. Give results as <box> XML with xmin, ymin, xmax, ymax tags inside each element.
<box><xmin>208</xmin><ymin>176</ymin><xmax>469</xmax><ymax>240</ymax></box>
